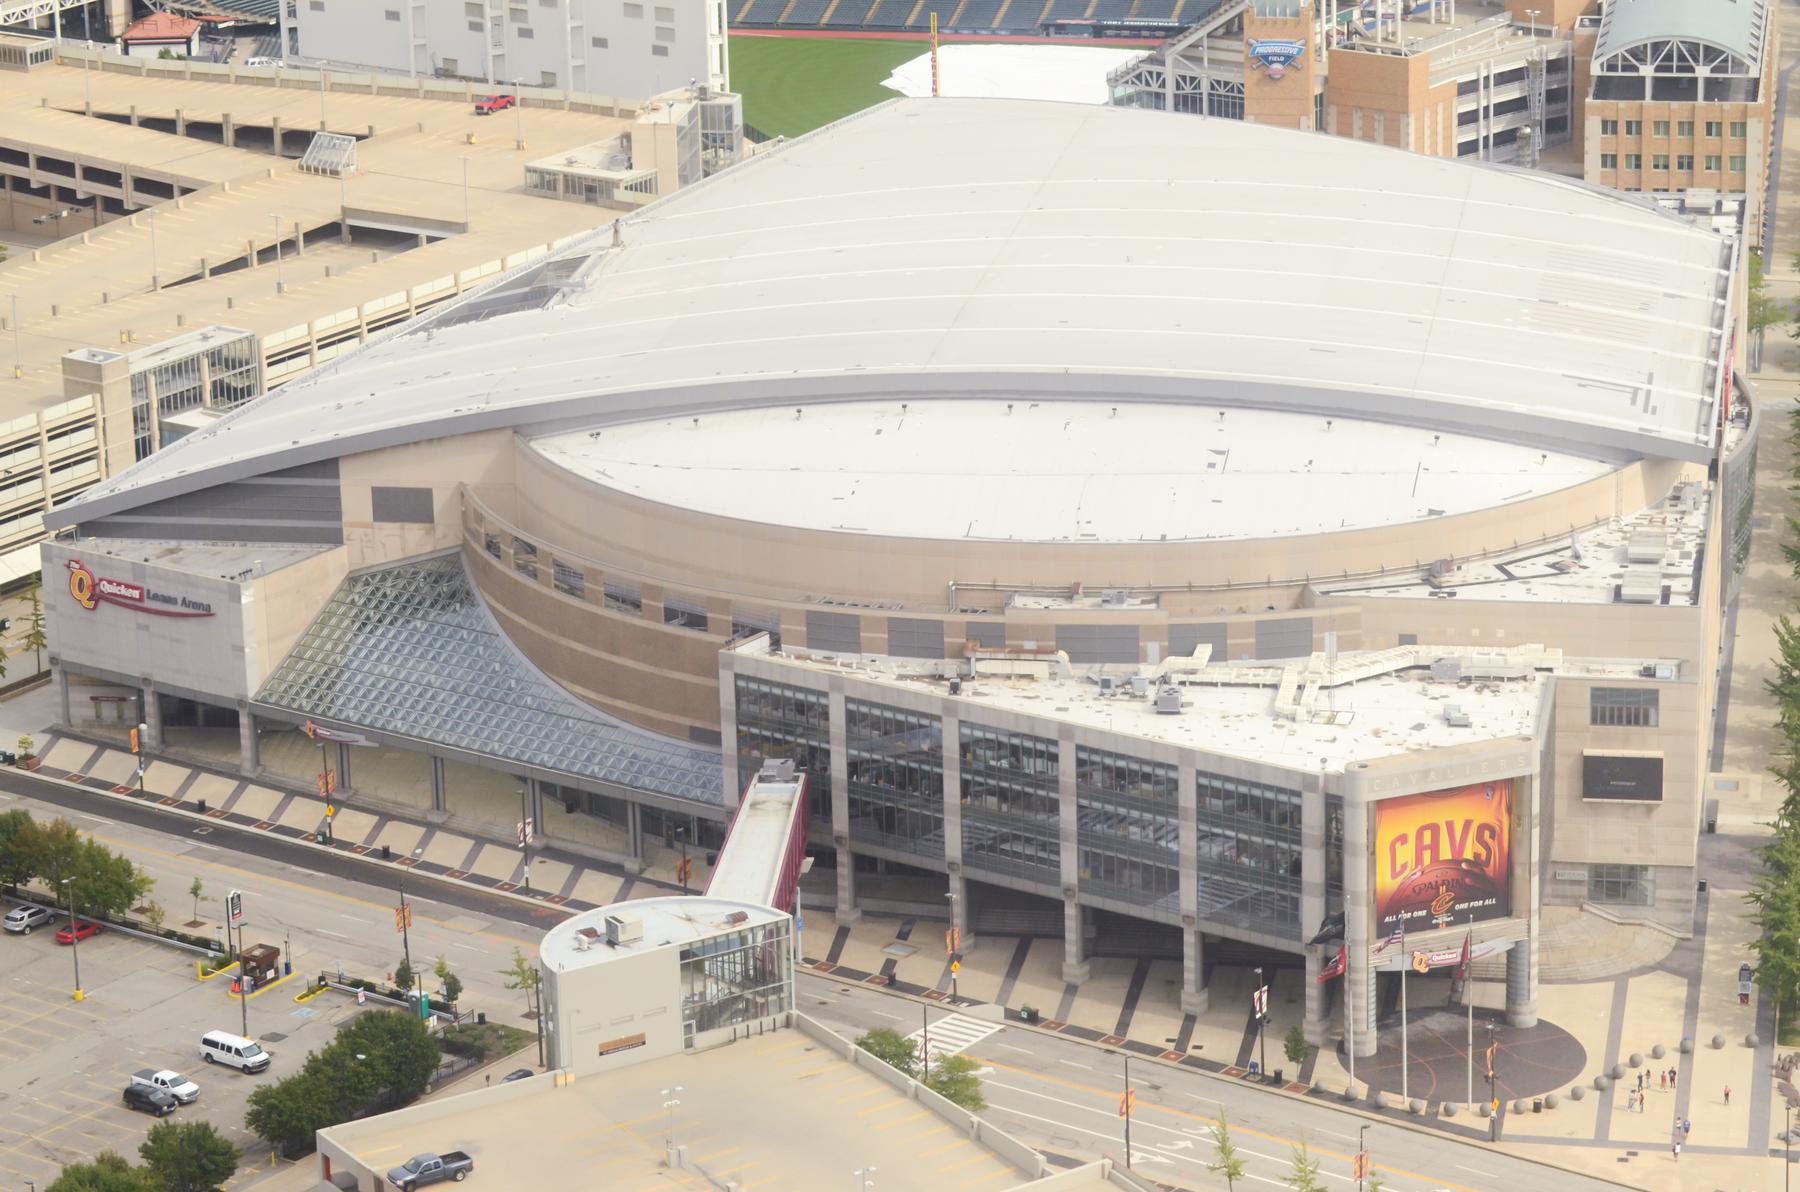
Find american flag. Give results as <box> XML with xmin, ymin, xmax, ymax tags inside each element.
<box><xmin>1373</xmin><ymin>924</ymin><xmax>1404</xmax><ymax>954</ymax></box>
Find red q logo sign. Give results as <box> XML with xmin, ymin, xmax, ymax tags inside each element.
<box><xmin>67</xmin><ymin>559</ymin><xmax>97</xmax><ymax>611</ymax></box>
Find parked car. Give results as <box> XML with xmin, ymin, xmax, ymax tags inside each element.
<box><xmin>3</xmin><ymin>904</ymin><xmax>51</xmax><ymax>934</ymax></box>
<box><xmin>244</xmin><ymin>56</ymin><xmax>280</xmax><ymax>67</ymax></box>
<box><xmin>473</xmin><ymin>93</ymin><xmax>515</xmax><ymax>115</ymax></box>
<box><xmin>199</xmin><ymin>1030</ymin><xmax>270</xmax><ymax>1073</ymax></box>
<box><xmin>386</xmin><ymin>1151</ymin><xmax>473</xmax><ymax>1189</ymax></box>
<box><xmin>499</xmin><ymin>1068</ymin><xmax>534</xmax><ymax>1083</ymax></box>
<box><xmin>55</xmin><ymin>919</ymin><xmax>101</xmax><ymax>944</ymax></box>
<box><xmin>122</xmin><ymin>1084</ymin><xmax>178</xmax><ymax>1117</ymax></box>
<box><xmin>132</xmin><ymin>1069</ymin><xmax>200</xmax><ymax>1104</ymax></box>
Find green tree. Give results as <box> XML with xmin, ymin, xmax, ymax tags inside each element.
<box><xmin>336</xmin><ymin>1010</ymin><xmax>441</xmax><ymax>1104</ymax></box>
<box><xmin>138</xmin><ymin>1120</ymin><xmax>241</xmax><ymax>1192</ymax></box>
<box><xmin>855</xmin><ymin>1027</ymin><xmax>918</xmax><ymax>1079</ymax></box>
<box><xmin>74</xmin><ymin>836</ymin><xmax>154</xmax><ymax>919</ymax></box>
<box><xmin>1283</xmin><ymin>1137</ymin><xmax>1325</xmax><ymax>1192</ymax></box>
<box><xmin>394</xmin><ymin>956</ymin><xmax>414</xmax><ymax>993</ymax></box>
<box><xmin>1207</xmin><ymin>1110</ymin><xmax>1248</xmax><ymax>1191</ymax></box>
<box><xmin>23</xmin><ymin>579</ymin><xmax>45</xmax><ymax>673</ymax></box>
<box><xmin>0</xmin><ymin>807</ymin><xmax>34</xmax><ymax>889</ymax></box>
<box><xmin>500</xmin><ymin>946</ymin><xmax>540</xmax><ymax>1013</ymax></box>
<box><xmin>25</xmin><ymin>816</ymin><xmax>84</xmax><ymax>897</ymax></box>
<box><xmin>1283</xmin><ymin>1024</ymin><xmax>1309</xmax><ymax>1068</ymax></box>
<box><xmin>245</xmin><ymin>1071</ymin><xmax>334</xmax><ymax>1156</ymax></box>
<box><xmin>45</xmin><ymin>1151</ymin><xmax>159</xmax><ymax>1192</ymax></box>
<box><xmin>433</xmin><ymin>954</ymin><xmax>463</xmax><ymax>1005</ymax></box>
<box><xmin>1748</xmin><ymin>251</ymin><xmax>1786</xmax><ymax>338</ymax></box>
<box><xmin>189</xmin><ymin>876</ymin><xmax>205</xmax><ymax>924</ymax></box>
<box><xmin>924</xmin><ymin>1052</ymin><xmax>986</xmax><ymax>1111</ymax></box>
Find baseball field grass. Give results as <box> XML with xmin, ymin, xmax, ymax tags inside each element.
<box><xmin>729</xmin><ymin>34</ymin><xmax>924</xmax><ymax>138</ymax></box>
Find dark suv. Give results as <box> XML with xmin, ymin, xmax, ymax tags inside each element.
<box><xmin>123</xmin><ymin>1084</ymin><xmax>178</xmax><ymax>1117</ymax></box>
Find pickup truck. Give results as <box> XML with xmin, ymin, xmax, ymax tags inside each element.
<box><xmin>386</xmin><ymin>1151</ymin><xmax>473</xmax><ymax>1189</ymax></box>
<box><xmin>472</xmin><ymin>93</ymin><xmax>515</xmax><ymax>115</ymax></box>
<box><xmin>132</xmin><ymin>1069</ymin><xmax>199</xmax><ymax>1104</ymax></box>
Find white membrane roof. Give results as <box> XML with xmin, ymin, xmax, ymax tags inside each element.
<box><xmin>54</xmin><ymin>98</ymin><xmax>1731</xmax><ymax>528</ymax></box>
<box><xmin>535</xmin><ymin>400</ymin><xmax>1614</xmax><ymax>542</ymax></box>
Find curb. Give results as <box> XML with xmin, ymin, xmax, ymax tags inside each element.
<box><xmin>804</xmin><ymin>970</ymin><xmax>1641</xmax><ymax>1192</ymax></box>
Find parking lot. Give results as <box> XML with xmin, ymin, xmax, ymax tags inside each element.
<box><xmin>0</xmin><ymin>901</ymin><xmax>359</xmax><ymax>1189</ymax></box>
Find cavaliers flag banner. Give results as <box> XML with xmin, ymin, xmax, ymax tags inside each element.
<box><xmin>1374</xmin><ymin>780</ymin><xmax>1512</xmax><ymax>935</ymax></box>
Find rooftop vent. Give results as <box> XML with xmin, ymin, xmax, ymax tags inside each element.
<box><xmin>1130</xmin><ymin>675</ymin><xmax>1150</xmax><ymax>697</ymax></box>
<box><xmin>1430</xmin><ymin>658</ymin><xmax>1463</xmax><ymax>682</ymax></box>
<box><xmin>605</xmin><ymin>913</ymin><xmax>644</xmax><ymax>946</ymax></box>
<box><xmin>1154</xmin><ymin>687</ymin><xmax>1183</xmax><ymax>715</ymax></box>
<box><xmin>1443</xmin><ymin>704</ymin><xmax>1472</xmax><ymax>728</ymax></box>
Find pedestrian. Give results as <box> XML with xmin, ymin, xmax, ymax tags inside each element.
<box><xmin>1724</xmin><ymin>1085</ymin><xmax>1731</xmax><ymax>1106</ymax></box>
<box><xmin>1683</xmin><ymin>1118</ymin><xmax>1692</xmax><ymax>1137</ymax></box>
<box><xmin>1672</xmin><ymin>1066</ymin><xmax>1679</xmax><ymax>1084</ymax></box>
<box><xmin>1659</xmin><ymin>1070</ymin><xmax>1666</xmax><ymax>1091</ymax></box>
<box><xmin>1673</xmin><ymin>1141</ymin><xmax>1682</xmax><ymax>1161</ymax></box>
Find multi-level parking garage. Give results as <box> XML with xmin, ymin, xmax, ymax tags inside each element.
<box><xmin>40</xmin><ymin>97</ymin><xmax>1750</xmax><ymax>1053</ymax></box>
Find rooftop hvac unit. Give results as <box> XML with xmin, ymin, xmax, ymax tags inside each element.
<box><xmin>1101</xmin><ymin>589</ymin><xmax>1128</xmax><ymax>607</ymax></box>
<box><xmin>1443</xmin><ymin>704</ymin><xmax>1472</xmax><ymax>727</ymax></box>
<box><xmin>1618</xmin><ymin>572</ymin><xmax>1663</xmax><ymax>604</ymax></box>
<box><xmin>1627</xmin><ymin>531</ymin><xmax>1668</xmax><ymax>564</ymax></box>
<box><xmin>1130</xmin><ymin>675</ymin><xmax>1150</xmax><ymax>697</ymax></box>
<box><xmin>1097</xmin><ymin>675</ymin><xmax>1118</xmax><ymax>693</ymax></box>
<box><xmin>1154</xmin><ymin>687</ymin><xmax>1183</xmax><ymax>714</ymax></box>
<box><xmin>605</xmin><ymin>913</ymin><xmax>644</xmax><ymax>946</ymax></box>
<box><xmin>1430</xmin><ymin>658</ymin><xmax>1462</xmax><ymax>682</ymax></box>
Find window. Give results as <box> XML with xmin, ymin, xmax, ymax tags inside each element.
<box><xmin>1599</xmin><ymin>118</ymin><xmax>1618</xmax><ymax>135</ymax></box>
<box><xmin>1651</xmin><ymin>153</ymin><xmax>1669</xmax><ymax>170</ymax></box>
<box><xmin>591</xmin><ymin>34</ymin><xmax>609</xmax><ymax>46</ymax></box>
<box><xmin>1651</xmin><ymin>120</ymin><xmax>1669</xmax><ymax>136</ymax></box>
<box><xmin>604</xmin><ymin>582</ymin><xmax>642</xmax><ymax>615</ymax></box>
<box><xmin>1588</xmin><ymin>864</ymin><xmax>1654</xmax><ymax>907</ymax></box>
<box><xmin>309</xmin><ymin>0</ymin><xmax>323</xmax><ymax>8</ymax></box>
<box><xmin>1623</xmin><ymin>153</ymin><xmax>1642</xmax><ymax>170</ymax></box>
<box><xmin>1730</xmin><ymin>121</ymin><xmax>1747</xmax><ymax>137</ymax></box>
<box><xmin>1623</xmin><ymin>119</ymin><xmax>1641</xmax><ymax>135</ymax></box>
<box><xmin>385</xmin><ymin>8</ymin><xmax>400</xmax><ymax>18</ymax></box>
<box><xmin>1705</xmin><ymin>154</ymin><xmax>1722</xmax><ymax>170</ymax></box>
<box><xmin>1730</xmin><ymin>155</ymin><xmax>1747</xmax><ymax>172</ymax></box>
<box><xmin>655</xmin><ymin>24</ymin><xmax>675</xmax><ymax>40</ymax></box>
<box><xmin>468</xmin><ymin>18</ymin><xmax>482</xmax><ymax>28</ymax></box>
<box><xmin>1676</xmin><ymin>154</ymin><xmax>1693</xmax><ymax>170</ymax></box>
<box><xmin>1590</xmin><ymin>687</ymin><xmax>1658</xmax><ymax>727</ymax></box>
<box><xmin>552</xmin><ymin>560</ymin><xmax>584</xmax><ymax>599</ymax></box>
<box><xmin>624</xmin><ymin>1</ymin><xmax>643</xmax><ymax>14</ymax></box>
<box><xmin>483</xmin><ymin>532</ymin><xmax>502</xmax><ymax>560</ymax></box>
<box><xmin>1600</xmin><ymin>153</ymin><xmax>1618</xmax><ymax>169</ymax></box>
<box><xmin>539</xmin><ymin>69</ymin><xmax>556</xmax><ymax>85</ymax></box>
<box><xmin>664</xmin><ymin>593</ymin><xmax>709</xmax><ymax>632</ymax></box>
<box><xmin>1676</xmin><ymin>120</ymin><xmax>1693</xmax><ymax>136</ymax></box>
<box><xmin>655</xmin><ymin>4</ymin><xmax>674</xmax><ymax>17</ymax></box>
<box><xmin>652</xmin><ymin>44</ymin><xmax>668</xmax><ymax>55</ymax></box>
<box><xmin>517</xmin><ymin>24</ymin><xmax>533</xmax><ymax>36</ymax></box>
<box><xmin>1705</xmin><ymin>120</ymin><xmax>1723</xmax><ymax>136</ymax></box>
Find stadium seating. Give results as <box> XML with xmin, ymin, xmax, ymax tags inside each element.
<box><xmin>736</xmin><ymin>0</ymin><xmax>788</xmax><ymax>26</ymax></box>
<box><xmin>1129</xmin><ymin>0</ymin><xmax>1179</xmax><ymax>18</ymax></box>
<box><xmin>1039</xmin><ymin>0</ymin><xmax>1091</xmax><ymax>21</ymax></box>
<box><xmin>860</xmin><ymin>0</ymin><xmax>915</xmax><ymax>26</ymax></box>
<box><xmin>1089</xmin><ymin>0</ymin><xmax>1134</xmax><ymax>18</ymax></box>
<box><xmin>783</xmin><ymin>0</ymin><xmax>833</xmax><ymax>23</ymax></box>
<box><xmin>951</xmin><ymin>0</ymin><xmax>1004</xmax><ymax>30</ymax></box>
<box><xmin>993</xmin><ymin>0</ymin><xmax>1046</xmax><ymax>30</ymax></box>
<box><xmin>731</xmin><ymin>0</ymin><xmax>1204</xmax><ymax>34</ymax></box>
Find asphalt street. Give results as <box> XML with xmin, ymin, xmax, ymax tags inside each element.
<box><xmin>0</xmin><ymin>770</ymin><xmax>1630</xmax><ymax>1192</ymax></box>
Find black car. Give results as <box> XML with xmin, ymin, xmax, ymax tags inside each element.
<box><xmin>500</xmin><ymin>1068</ymin><xmax>535</xmax><ymax>1083</ymax></box>
<box><xmin>123</xmin><ymin>1084</ymin><xmax>178</xmax><ymax>1116</ymax></box>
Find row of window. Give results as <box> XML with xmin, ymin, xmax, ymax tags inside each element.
<box><xmin>499</xmin><ymin>533</ymin><xmax>721</xmax><ymax>626</ymax></box>
<box><xmin>1599</xmin><ymin>152</ymin><xmax>1745</xmax><ymax>172</ymax></box>
<box><xmin>1599</xmin><ymin>118</ymin><xmax>1747</xmax><ymax>138</ymax></box>
<box><xmin>1590</xmin><ymin>687</ymin><xmax>1659</xmax><ymax>728</ymax></box>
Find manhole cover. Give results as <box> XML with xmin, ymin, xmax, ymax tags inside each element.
<box><xmin>261</xmin><ymin>1032</ymin><xmax>289</xmax><ymax>1043</ymax></box>
<box><xmin>192</xmin><ymin>826</ymin><xmax>213</xmax><ymax>835</ymax></box>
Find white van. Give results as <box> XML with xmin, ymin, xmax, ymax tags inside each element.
<box><xmin>199</xmin><ymin>1030</ymin><xmax>270</xmax><ymax>1074</ymax></box>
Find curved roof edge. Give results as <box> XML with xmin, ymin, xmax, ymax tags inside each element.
<box><xmin>1594</xmin><ymin>0</ymin><xmax>1767</xmax><ymax>69</ymax></box>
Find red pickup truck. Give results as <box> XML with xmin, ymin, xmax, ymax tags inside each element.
<box><xmin>473</xmin><ymin>93</ymin><xmax>516</xmax><ymax>115</ymax></box>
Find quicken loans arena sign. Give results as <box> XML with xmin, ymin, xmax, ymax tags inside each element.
<box><xmin>66</xmin><ymin>559</ymin><xmax>215</xmax><ymax>619</ymax></box>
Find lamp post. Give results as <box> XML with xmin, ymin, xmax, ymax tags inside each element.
<box><xmin>271</xmin><ymin>213</ymin><xmax>285</xmax><ymax>294</ymax></box>
<box><xmin>1357</xmin><ymin>1123</ymin><xmax>1369</xmax><ymax>1192</ymax></box>
<box><xmin>1525</xmin><ymin>8</ymin><xmax>1539</xmax><ymax>38</ymax></box>
<box><xmin>945</xmin><ymin>889</ymin><xmax>960</xmax><ymax>1001</ymax></box>
<box><xmin>1787</xmin><ymin>1103</ymin><xmax>1793</xmax><ymax>1192</ymax></box>
<box><xmin>460</xmin><ymin>154</ymin><xmax>471</xmax><ymax>229</ymax></box>
<box><xmin>512</xmin><ymin>79</ymin><xmax>524</xmax><ymax>150</ymax></box>
<box><xmin>921</xmin><ymin>1002</ymin><xmax>931</xmax><ymax>1084</ymax></box>
<box><xmin>855</xmin><ymin>1166</ymin><xmax>876</xmax><ymax>1192</ymax></box>
<box><xmin>397</xmin><ymin>847</ymin><xmax>422</xmax><ymax>977</ymax></box>
<box><xmin>60</xmin><ymin>877</ymin><xmax>82</xmax><ymax>1001</ymax></box>
<box><xmin>661</xmin><ymin>1085</ymin><xmax>684</xmax><ymax>1147</ymax></box>
<box><xmin>147</xmin><ymin>208</ymin><xmax>159</xmax><ymax>290</ymax></box>
<box><xmin>1120</xmin><ymin>1053</ymin><xmax>1133</xmax><ymax>1169</ymax></box>
<box><xmin>1487</xmin><ymin>1022</ymin><xmax>1499</xmax><ymax>1142</ymax></box>
<box><xmin>1254</xmin><ymin>965</ymin><xmax>1268</xmax><ymax>1080</ymax></box>
<box><xmin>9</xmin><ymin>292</ymin><xmax>20</xmax><ymax>379</ymax></box>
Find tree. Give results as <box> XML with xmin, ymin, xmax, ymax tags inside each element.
<box><xmin>1283</xmin><ymin>1137</ymin><xmax>1325</xmax><ymax>1192</ymax></box>
<box><xmin>500</xmin><ymin>946</ymin><xmax>540</xmax><ymax>1013</ymax></box>
<box><xmin>1283</xmin><ymin>1024</ymin><xmax>1309</xmax><ymax>1067</ymax></box>
<box><xmin>0</xmin><ymin>807</ymin><xmax>33</xmax><ymax>889</ymax></box>
<box><xmin>144</xmin><ymin>901</ymin><xmax>167</xmax><ymax>933</ymax></box>
<box><xmin>45</xmin><ymin>1152</ymin><xmax>159</xmax><ymax>1192</ymax></box>
<box><xmin>189</xmin><ymin>876</ymin><xmax>205</xmax><ymax>925</ymax></box>
<box><xmin>25</xmin><ymin>816</ymin><xmax>84</xmax><ymax>896</ymax></box>
<box><xmin>434</xmin><ymin>954</ymin><xmax>463</xmax><ymax>1006</ymax></box>
<box><xmin>1207</xmin><ymin>1110</ymin><xmax>1248</xmax><ymax>1190</ymax></box>
<box><xmin>855</xmin><ymin>1027</ymin><xmax>918</xmax><ymax>1079</ymax></box>
<box><xmin>924</xmin><ymin>1052</ymin><xmax>986</xmax><ymax>1111</ymax></box>
<box><xmin>1749</xmin><ymin>251</ymin><xmax>1787</xmax><ymax>338</ymax></box>
<box><xmin>336</xmin><ymin>1010</ymin><xmax>441</xmax><ymax>1105</ymax></box>
<box><xmin>245</xmin><ymin>1071</ymin><xmax>334</xmax><ymax>1156</ymax></box>
<box><xmin>75</xmin><ymin>836</ymin><xmax>154</xmax><ymax>919</ymax></box>
<box><xmin>138</xmin><ymin>1120</ymin><xmax>240</xmax><ymax>1192</ymax></box>
<box><xmin>23</xmin><ymin>579</ymin><xmax>45</xmax><ymax>673</ymax></box>
<box><xmin>394</xmin><ymin>956</ymin><xmax>415</xmax><ymax>994</ymax></box>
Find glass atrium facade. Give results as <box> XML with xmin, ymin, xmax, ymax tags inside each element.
<box><xmin>680</xmin><ymin>917</ymin><xmax>793</xmax><ymax>1044</ymax></box>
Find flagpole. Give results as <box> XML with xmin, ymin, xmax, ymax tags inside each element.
<box><xmin>1400</xmin><ymin>921</ymin><xmax>1409</xmax><ymax>1105</ymax></box>
<box><xmin>1346</xmin><ymin>944</ymin><xmax>1356</xmax><ymax>1098</ymax></box>
<box><xmin>1466</xmin><ymin>930</ymin><xmax>1474</xmax><ymax>1106</ymax></box>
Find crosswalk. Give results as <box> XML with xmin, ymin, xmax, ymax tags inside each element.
<box><xmin>907</xmin><ymin>1013</ymin><xmax>1004</xmax><ymax>1064</ymax></box>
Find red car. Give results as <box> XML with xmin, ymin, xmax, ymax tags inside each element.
<box><xmin>56</xmin><ymin>920</ymin><xmax>101</xmax><ymax>944</ymax></box>
<box><xmin>473</xmin><ymin>93</ymin><xmax>516</xmax><ymax>115</ymax></box>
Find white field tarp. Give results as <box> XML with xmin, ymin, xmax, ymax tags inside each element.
<box><xmin>881</xmin><ymin>44</ymin><xmax>1144</xmax><ymax>106</ymax></box>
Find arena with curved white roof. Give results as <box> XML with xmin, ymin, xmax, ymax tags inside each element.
<box><xmin>37</xmin><ymin>96</ymin><xmax>1756</xmax><ymax>1049</ymax></box>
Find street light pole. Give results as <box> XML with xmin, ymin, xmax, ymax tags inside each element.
<box><xmin>1121</xmin><ymin>1053</ymin><xmax>1132</xmax><ymax>1169</ymax></box>
<box><xmin>1357</xmin><ymin>1123</ymin><xmax>1368</xmax><ymax>1192</ymax></box>
<box><xmin>398</xmin><ymin>864</ymin><xmax>412</xmax><ymax>977</ymax></box>
<box><xmin>513</xmin><ymin>79</ymin><xmax>524</xmax><ymax>150</ymax></box>
<box><xmin>855</xmin><ymin>1166</ymin><xmax>875</xmax><ymax>1192</ymax></box>
<box><xmin>9</xmin><ymin>292</ymin><xmax>20</xmax><ymax>379</ymax></box>
<box><xmin>944</xmin><ymin>890</ymin><xmax>959</xmax><ymax>1001</ymax></box>
<box><xmin>1487</xmin><ymin>1022</ymin><xmax>1498</xmax><ymax>1142</ymax></box>
<box><xmin>271</xmin><ymin>213</ymin><xmax>285</xmax><ymax>294</ymax></box>
<box><xmin>1254</xmin><ymin>965</ymin><xmax>1267</xmax><ymax>1080</ymax></box>
<box><xmin>661</xmin><ymin>1085</ymin><xmax>684</xmax><ymax>1147</ymax></box>
<box><xmin>147</xmin><ymin>209</ymin><xmax>159</xmax><ymax>290</ymax></box>
<box><xmin>921</xmin><ymin>1002</ymin><xmax>931</xmax><ymax>1084</ymax></box>
<box><xmin>60</xmin><ymin>877</ymin><xmax>82</xmax><ymax>1000</ymax></box>
<box><xmin>1787</xmin><ymin>1103</ymin><xmax>1792</xmax><ymax>1192</ymax></box>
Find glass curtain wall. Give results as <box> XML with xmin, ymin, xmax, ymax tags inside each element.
<box><xmin>959</xmin><ymin>724</ymin><xmax>1060</xmax><ymax>886</ymax></box>
<box><xmin>1196</xmin><ymin>772</ymin><xmax>1302</xmax><ymax>936</ymax></box>
<box><xmin>845</xmin><ymin>699</ymin><xmax>944</xmax><ymax>860</ymax></box>
<box><xmin>734</xmin><ymin>676</ymin><xmax>832</xmax><ymax>824</ymax></box>
<box><xmin>1075</xmin><ymin>746</ymin><xmax>1178</xmax><ymax>915</ymax></box>
<box><xmin>680</xmin><ymin>919</ymin><xmax>793</xmax><ymax>1044</ymax></box>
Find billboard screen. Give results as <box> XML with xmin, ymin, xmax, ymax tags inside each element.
<box><xmin>1582</xmin><ymin>754</ymin><xmax>1663</xmax><ymax>802</ymax></box>
<box><xmin>1374</xmin><ymin>779</ymin><xmax>1512</xmax><ymax>935</ymax></box>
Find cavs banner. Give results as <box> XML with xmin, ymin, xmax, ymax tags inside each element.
<box><xmin>1374</xmin><ymin>780</ymin><xmax>1512</xmax><ymax>935</ymax></box>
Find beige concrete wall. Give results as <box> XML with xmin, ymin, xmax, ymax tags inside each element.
<box><xmin>1342</xmin><ymin>593</ymin><xmax>1703</xmax><ymax>661</ymax></box>
<box><xmin>1548</xmin><ymin>676</ymin><xmax>1700</xmax><ymax>870</ymax></box>
<box><xmin>338</xmin><ymin>430</ymin><xmax>517</xmax><ymax>572</ymax></box>
<box><xmin>1243</xmin><ymin>7</ymin><xmax>1323</xmax><ymax>130</ymax></box>
<box><xmin>246</xmin><ymin>545</ymin><xmax>349</xmax><ymax>692</ymax></box>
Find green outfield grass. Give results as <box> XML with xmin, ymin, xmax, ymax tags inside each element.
<box><xmin>729</xmin><ymin>35</ymin><xmax>925</xmax><ymax>138</ymax></box>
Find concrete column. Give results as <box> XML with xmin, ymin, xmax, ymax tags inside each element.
<box><xmin>1301</xmin><ymin>769</ymin><xmax>1328</xmax><ymax>1046</ymax></box>
<box><xmin>53</xmin><ymin>662</ymin><xmax>70</xmax><ymax>726</ymax></box>
<box><xmin>1057</xmin><ymin>730</ymin><xmax>1088</xmax><ymax>984</ymax></box>
<box><xmin>1507</xmin><ymin>775</ymin><xmax>1539</xmax><ymax>1027</ymax></box>
<box><xmin>941</xmin><ymin>708</ymin><xmax>972</xmax><ymax>951</ymax></box>
<box><xmin>222</xmin><ymin>113</ymin><xmax>234</xmax><ymax>147</ymax></box>
<box><xmin>628</xmin><ymin>800</ymin><xmax>642</xmax><ymax>861</ymax></box>
<box><xmin>717</xmin><ymin>656</ymin><xmax>740</xmax><ymax>807</ymax></box>
<box><xmin>139</xmin><ymin>679</ymin><xmax>162</xmax><ymax>752</ymax></box>
<box><xmin>526</xmin><ymin>776</ymin><xmax>544</xmax><ymax>831</ymax></box>
<box><xmin>175</xmin><ymin>108</ymin><xmax>185</xmax><ymax>136</ymax></box>
<box><xmin>1343</xmin><ymin>782</ymin><xmax>1376</xmax><ymax>1057</ymax></box>
<box><xmin>237</xmin><ymin>706</ymin><xmax>259</xmax><ymax>775</ymax></box>
<box><xmin>828</xmin><ymin>681</ymin><xmax>857</xmax><ymax>923</ymax></box>
<box><xmin>269</xmin><ymin>116</ymin><xmax>282</xmax><ymax>155</ymax></box>
<box><xmin>336</xmin><ymin>741</ymin><xmax>352</xmax><ymax>796</ymax></box>
<box><xmin>430</xmin><ymin>755</ymin><xmax>447</xmax><ymax>816</ymax></box>
<box><xmin>295</xmin><ymin>222</ymin><xmax>305</xmax><ymax>253</ymax></box>
<box><xmin>1179</xmin><ymin>762</ymin><xmax>1205</xmax><ymax>1012</ymax></box>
